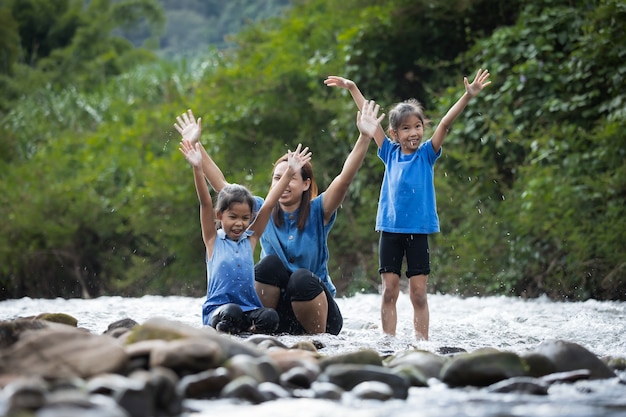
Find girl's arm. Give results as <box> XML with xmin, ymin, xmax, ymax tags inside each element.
<box><xmin>325</xmin><ymin>76</ymin><xmax>386</xmax><ymax>147</ymax></box>
<box><xmin>248</xmin><ymin>144</ymin><xmax>312</xmax><ymax>247</ymax></box>
<box><xmin>179</xmin><ymin>140</ymin><xmax>217</xmax><ymax>257</ymax></box>
<box><xmin>430</xmin><ymin>68</ymin><xmax>491</xmax><ymax>153</ymax></box>
<box><xmin>175</xmin><ymin>109</ymin><xmax>230</xmax><ymax>193</ymax></box>
<box><xmin>321</xmin><ymin>100</ymin><xmax>385</xmax><ymax>223</ymax></box>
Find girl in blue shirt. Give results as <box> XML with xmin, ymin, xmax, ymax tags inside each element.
<box><xmin>175</xmin><ymin>101</ymin><xmax>384</xmax><ymax>335</ymax></box>
<box><xmin>177</xmin><ymin>134</ymin><xmax>311</xmax><ymax>334</ymax></box>
<box><xmin>325</xmin><ymin>69</ymin><xmax>491</xmax><ymax>340</ymax></box>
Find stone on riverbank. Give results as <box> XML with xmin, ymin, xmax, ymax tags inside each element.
<box><xmin>0</xmin><ymin>315</ymin><xmax>623</xmax><ymax>417</ymax></box>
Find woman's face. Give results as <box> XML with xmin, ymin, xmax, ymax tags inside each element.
<box><xmin>272</xmin><ymin>160</ymin><xmax>310</xmax><ymax>210</ymax></box>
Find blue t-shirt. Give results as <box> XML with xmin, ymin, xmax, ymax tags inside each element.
<box><xmin>202</xmin><ymin>229</ymin><xmax>264</xmax><ymax>325</ymax></box>
<box><xmin>255</xmin><ymin>194</ymin><xmax>337</xmax><ymax>296</ymax></box>
<box><xmin>376</xmin><ymin>137</ymin><xmax>442</xmax><ymax>234</ymax></box>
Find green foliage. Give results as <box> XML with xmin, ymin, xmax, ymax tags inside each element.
<box><xmin>0</xmin><ymin>0</ymin><xmax>624</xmax><ymax>302</ymax></box>
<box><xmin>0</xmin><ymin>0</ymin><xmax>164</xmax><ymax>115</ymax></box>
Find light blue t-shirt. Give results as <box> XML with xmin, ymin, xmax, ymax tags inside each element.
<box><xmin>255</xmin><ymin>194</ymin><xmax>337</xmax><ymax>296</ymax></box>
<box><xmin>202</xmin><ymin>229</ymin><xmax>264</xmax><ymax>325</ymax></box>
<box><xmin>376</xmin><ymin>137</ymin><xmax>442</xmax><ymax>234</ymax></box>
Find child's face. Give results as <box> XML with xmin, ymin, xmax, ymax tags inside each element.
<box><xmin>392</xmin><ymin>114</ymin><xmax>423</xmax><ymax>154</ymax></box>
<box><xmin>217</xmin><ymin>202</ymin><xmax>252</xmax><ymax>240</ymax></box>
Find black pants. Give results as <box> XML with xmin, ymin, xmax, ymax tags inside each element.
<box><xmin>254</xmin><ymin>254</ymin><xmax>343</xmax><ymax>335</ymax></box>
<box><xmin>209</xmin><ymin>303</ymin><xmax>279</xmax><ymax>334</ymax></box>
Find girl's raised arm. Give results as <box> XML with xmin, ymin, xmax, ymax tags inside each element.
<box><xmin>179</xmin><ymin>140</ymin><xmax>217</xmax><ymax>256</ymax></box>
<box><xmin>175</xmin><ymin>109</ymin><xmax>230</xmax><ymax>193</ymax></box>
<box><xmin>430</xmin><ymin>68</ymin><xmax>491</xmax><ymax>153</ymax></box>
<box><xmin>325</xmin><ymin>76</ymin><xmax>386</xmax><ymax>147</ymax></box>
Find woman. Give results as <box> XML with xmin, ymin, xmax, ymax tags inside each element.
<box><xmin>174</xmin><ymin>100</ymin><xmax>383</xmax><ymax>334</ymax></box>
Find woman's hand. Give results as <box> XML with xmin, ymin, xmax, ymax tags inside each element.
<box><xmin>287</xmin><ymin>143</ymin><xmax>312</xmax><ymax>172</ymax></box>
<box><xmin>356</xmin><ymin>100</ymin><xmax>385</xmax><ymax>139</ymax></box>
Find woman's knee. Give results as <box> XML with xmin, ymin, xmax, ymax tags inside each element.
<box><xmin>255</xmin><ymin>254</ymin><xmax>289</xmax><ymax>287</ymax></box>
<box><xmin>287</xmin><ymin>269</ymin><xmax>323</xmax><ymax>301</ymax></box>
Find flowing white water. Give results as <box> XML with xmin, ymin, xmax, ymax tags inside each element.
<box><xmin>2</xmin><ymin>293</ymin><xmax>625</xmax><ymax>417</ymax></box>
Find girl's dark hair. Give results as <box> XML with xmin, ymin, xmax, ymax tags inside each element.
<box><xmin>387</xmin><ymin>98</ymin><xmax>431</xmax><ymax>141</ymax></box>
<box><xmin>215</xmin><ymin>183</ymin><xmax>255</xmax><ymax>216</ymax></box>
<box><xmin>271</xmin><ymin>154</ymin><xmax>318</xmax><ymax>231</ymax></box>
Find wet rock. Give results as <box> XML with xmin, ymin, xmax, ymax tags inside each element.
<box><xmin>319</xmin><ymin>364</ymin><xmax>409</xmax><ymax>399</ymax></box>
<box><xmin>149</xmin><ymin>338</ymin><xmax>223</xmax><ymax>373</ymax></box>
<box><xmin>35</xmin><ymin>312</ymin><xmax>79</xmax><ymax>327</ymax></box>
<box><xmin>318</xmin><ymin>348</ymin><xmax>383</xmax><ymax>370</ymax></box>
<box><xmin>4</xmin><ymin>376</ymin><xmax>48</xmax><ymax>412</ymax></box>
<box><xmin>440</xmin><ymin>350</ymin><xmax>527</xmax><ymax>387</ymax></box>
<box><xmin>225</xmin><ymin>354</ymin><xmax>280</xmax><ymax>384</ymax></box>
<box><xmin>390</xmin><ymin>364</ymin><xmax>429</xmax><ymax>387</ymax></box>
<box><xmin>279</xmin><ymin>364</ymin><xmax>319</xmax><ymax>389</ymax></box>
<box><xmin>486</xmin><ymin>376</ymin><xmax>549</xmax><ymax>395</ymax></box>
<box><xmin>220</xmin><ymin>375</ymin><xmax>265</xmax><ymax>404</ymax></box>
<box><xmin>104</xmin><ymin>318</ymin><xmax>138</xmax><ymax>338</ymax></box>
<box><xmin>266</xmin><ymin>347</ymin><xmax>320</xmax><ymax>373</ymax></box>
<box><xmin>113</xmin><ymin>377</ymin><xmax>155</xmax><ymax>417</ymax></box>
<box><xmin>351</xmin><ymin>380</ymin><xmax>395</xmax><ymax>400</ymax></box>
<box><xmin>0</xmin><ymin>327</ymin><xmax>128</xmax><ymax>379</ymax></box>
<box><xmin>257</xmin><ymin>381</ymin><xmax>292</xmax><ymax>400</ymax></box>
<box><xmin>126</xmin><ymin>318</ymin><xmax>265</xmax><ymax>360</ymax></box>
<box><xmin>605</xmin><ymin>356</ymin><xmax>626</xmax><ymax>371</ymax></box>
<box><xmin>437</xmin><ymin>346</ymin><xmax>467</xmax><ymax>355</ymax></box>
<box><xmin>129</xmin><ymin>367</ymin><xmax>182</xmax><ymax>416</ymax></box>
<box><xmin>105</xmin><ymin>318</ymin><xmax>139</xmax><ymax>333</ymax></box>
<box><xmin>540</xmin><ymin>369</ymin><xmax>592</xmax><ymax>384</ymax></box>
<box><xmin>36</xmin><ymin>395</ymin><xmax>130</xmax><ymax>417</ymax></box>
<box><xmin>0</xmin><ymin>318</ymin><xmax>49</xmax><ymax>349</ymax></box>
<box><xmin>385</xmin><ymin>349</ymin><xmax>448</xmax><ymax>379</ymax></box>
<box><xmin>520</xmin><ymin>351</ymin><xmax>557</xmax><ymax>377</ymax></box>
<box><xmin>244</xmin><ymin>334</ymin><xmax>288</xmax><ymax>350</ymax></box>
<box><xmin>290</xmin><ymin>340</ymin><xmax>319</xmax><ymax>352</ymax></box>
<box><xmin>177</xmin><ymin>367</ymin><xmax>231</xmax><ymax>399</ymax></box>
<box><xmin>310</xmin><ymin>381</ymin><xmax>344</xmax><ymax>400</ymax></box>
<box><xmin>534</xmin><ymin>340</ymin><xmax>616</xmax><ymax>379</ymax></box>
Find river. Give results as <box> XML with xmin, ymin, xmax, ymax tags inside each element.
<box><xmin>2</xmin><ymin>293</ymin><xmax>625</xmax><ymax>416</ymax></box>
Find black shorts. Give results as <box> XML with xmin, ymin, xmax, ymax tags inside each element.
<box><xmin>378</xmin><ymin>231</ymin><xmax>430</xmax><ymax>278</ymax></box>
<box><xmin>254</xmin><ymin>254</ymin><xmax>343</xmax><ymax>335</ymax></box>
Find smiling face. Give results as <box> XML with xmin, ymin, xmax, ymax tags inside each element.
<box><xmin>272</xmin><ymin>160</ymin><xmax>311</xmax><ymax>212</ymax></box>
<box><xmin>217</xmin><ymin>202</ymin><xmax>252</xmax><ymax>240</ymax></box>
<box><xmin>391</xmin><ymin>114</ymin><xmax>424</xmax><ymax>154</ymax></box>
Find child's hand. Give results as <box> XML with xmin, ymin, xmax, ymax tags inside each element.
<box><xmin>356</xmin><ymin>100</ymin><xmax>385</xmax><ymax>139</ymax></box>
<box><xmin>324</xmin><ymin>75</ymin><xmax>355</xmax><ymax>91</ymax></box>
<box><xmin>179</xmin><ymin>139</ymin><xmax>203</xmax><ymax>168</ymax></box>
<box><xmin>174</xmin><ymin>109</ymin><xmax>202</xmax><ymax>145</ymax></box>
<box><xmin>465</xmin><ymin>68</ymin><xmax>491</xmax><ymax>98</ymax></box>
<box><xmin>287</xmin><ymin>143</ymin><xmax>312</xmax><ymax>172</ymax></box>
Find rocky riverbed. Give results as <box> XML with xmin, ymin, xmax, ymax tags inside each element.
<box><xmin>1</xmin><ymin>313</ymin><xmax>625</xmax><ymax>417</ymax></box>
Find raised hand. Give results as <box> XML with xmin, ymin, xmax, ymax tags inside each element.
<box><xmin>465</xmin><ymin>68</ymin><xmax>491</xmax><ymax>98</ymax></box>
<box><xmin>174</xmin><ymin>109</ymin><xmax>202</xmax><ymax>145</ymax></box>
<box><xmin>287</xmin><ymin>143</ymin><xmax>312</xmax><ymax>172</ymax></box>
<box><xmin>356</xmin><ymin>100</ymin><xmax>385</xmax><ymax>139</ymax></box>
<box><xmin>179</xmin><ymin>139</ymin><xmax>203</xmax><ymax>168</ymax></box>
<box><xmin>324</xmin><ymin>75</ymin><xmax>355</xmax><ymax>91</ymax></box>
